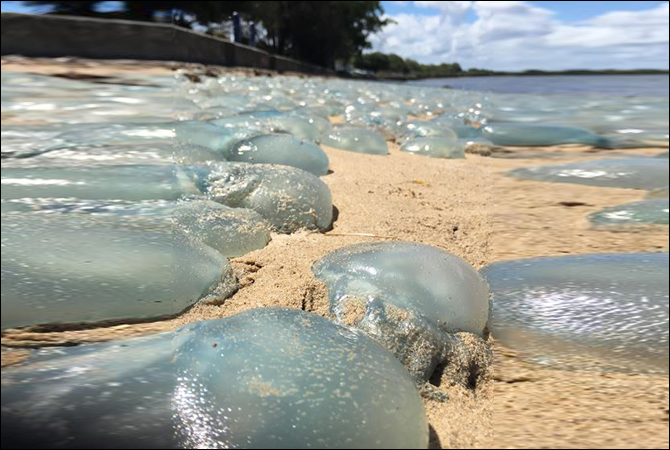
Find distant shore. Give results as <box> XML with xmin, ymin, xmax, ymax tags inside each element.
<box><xmin>356</xmin><ymin>69</ymin><xmax>670</xmax><ymax>82</ymax></box>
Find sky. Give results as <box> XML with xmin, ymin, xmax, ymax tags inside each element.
<box><xmin>2</xmin><ymin>1</ymin><xmax>668</xmax><ymax>70</ymax></box>
<box><xmin>374</xmin><ymin>1</ymin><xmax>669</xmax><ymax>70</ymax></box>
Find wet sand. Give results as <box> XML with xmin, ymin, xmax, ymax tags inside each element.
<box><xmin>1</xmin><ymin>58</ymin><xmax>668</xmax><ymax>448</ymax></box>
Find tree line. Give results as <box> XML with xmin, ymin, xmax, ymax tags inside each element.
<box><xmin>24</xmin><ymin>2</ymin><xmax>669</xmax><ymax>78</ymax></box>
<box><xmin>26</xmin><ymin>1</ymin><xmax>388</xmax><ymax>69</ymax></box>
<box><xmin>352</xmin><ymin>52</ymin><xmax>495</xmax><ymax>78</ymax></box>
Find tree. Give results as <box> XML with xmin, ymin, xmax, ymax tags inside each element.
<box><xmin>249</xmin><ymin>1</ymin><xmax>388</xmax><ymax>68</ymax></box>
<box><xmin>27</xmin><ymin>1</ymin><xmax>388</xmax><ymax>69</ymax></box>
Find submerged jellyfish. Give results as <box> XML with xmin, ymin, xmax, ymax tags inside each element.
<box><xmin>482</xmin><ymin>253</ymin><xmax>669</xmax><ymax>374</ymax></box>
<box><xmin>228</xmin><ymin>134</ymin><xmax>329</xmax><ymax>176</ymax></box>
<box><xmin>320</xmin><ymin>127</ymin><xmax>388</xmax><ymax>155</ymax></box>
<box><xmin>1</xmin><ymin>212</ymin><xmax>234</xmax><ymax>330</ymax></box>
<box><xmin>589</xmin><ymin>198</ymin><xmax>669</xmax><ymax>227</ymax></box>
<box><xmin>481</xmin><ymin>123</ymin><xmax>609</xmax><ymax>147</ymax></box>
<box><xmin>174</xmin><ymin>308</ymin><xmax>428</xmax><ymax>448</ymax></box>
<box><xmin>312</xmin><ymin>242</ymin><xmax>490</xmax><ymax>382</ymax></box>
<box><xmin>509</xmin><ymin>158</ymin><xmax>669</xmax><ymax>190</ymax></box>
<box><xmin>174</xmin><ymin>199</ymin><xmax>272</xmax><ymax>258</ymax></box>
<box><xmin>1</xmin><ymin>309</ymin><xmax>429</xmax><ymax>449</ymax></box>
<box><xmin>186</xmin><ymin>162</ymin><xmax>333</xmax><ymax>233</ymax></box>
<box><xmin>400</xmin><ymin>137</ymin><xmax>465</xmax><ymax>159</ymax></box>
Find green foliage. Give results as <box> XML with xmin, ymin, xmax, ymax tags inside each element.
<box><xmin>24</xmin><ymin>2</ymin><xmax>670</xmax><ymax>76</ymax></box>
<box><xmin>245</xmin><ymin>1</ymin><xmax>388</xmax><ymax>68</ymax></box>
<box><xmin>353</xmin><ymin>52</ymin><xmax>465</xmax><ymax>78</ymax></box>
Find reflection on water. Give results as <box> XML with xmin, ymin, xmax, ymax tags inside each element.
<box><xmin>408</xmin><ymin>74</ymin><xmax>670</xmax><ymax>96</ymax></box>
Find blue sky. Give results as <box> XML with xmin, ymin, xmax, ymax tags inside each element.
<box><xmin>381</xmin><ymin>1</ymin><xmax>667</xmax><ymax>21</ymax></box>
<box><xmin>3</xmin><ymin>1</ymin><xmax>668</xmax><ymax>70</ymax></box>
<box><xmin>372</xmin><ymin>1</ymin><xmax>669</xmax><ymax>70</ymax></box>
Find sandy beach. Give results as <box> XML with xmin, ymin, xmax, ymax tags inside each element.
<box><xmin>1</xmin><ymin>59</ymin><xmax>668</xmax><ymax>449</ymax></box>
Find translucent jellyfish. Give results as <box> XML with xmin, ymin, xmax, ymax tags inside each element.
<box><xmin>509</xmin><ymin>158</ymin><xmax>669</xmax><ymax>190</ymax></box>
<box><xmin>312</xmin><ymin>242</ymin><xmax>490</xmax><ymax>382</ymax></box>
<box><xmin>173</xmin><ymin>120</ymin><xmax>259</xmax><ymax>154</ymax></box>
<box><xmin>1</xmin><ymin>309</ymin><xmax>428</xmax><ymax>448</ymax></box>
<box><xmin>1</xmin><ymin>165</ymin><xmax>201</xmax><ymax>201</ymax></box>
<box><xmin>263</xmin><ymin>115</ymin><xmax>321</xmax><ymax>142</ymax></box>
<box><xmin>1</xmin><ymin>122</ymin><xmax>176</xmax><ymax>160</ymax></box>
<box><xmin>0</xmin><ymin>196</ymin><xmax>270</xmax><ymax>259</ymax></box>
<box><xmin>228</xmin><ymin>134</ymin><xmax>329</xmax><ymax>176</ymax></box>
<box><xmin>289</xmin><ymin>111</ymin><xmax>333</xmax><ymax>135</ymax></box>
<box><xmin>432</xmin><ymin>117</ymin><xmax>481</xmax><ymax>138</ymax></box>
<box><xmin>1</xmin><ymin>334</ymin><xmax>176</xmax><ymax>448</ymax></box>
<box><xmin>321</xmin><ymin>127</ymin><xmax>388</xmax><ymax>155</ymax></box>
<box><xmin>1</xmin><ymin>125</ymin><xmax>70</xmax><ymax>158</ymax></box>
<box><xmin>3</xmin><ymin>141</ymin><xmax>211</xmax><ymax>168</ymax></box>
<box><xmin>400</xmin><ymin>137</ymin><xmax>465</xmax><ymax>159</ymax></box>
<box><xmin>481</xmin><ymin>123</ymin><xmax>609</xmax><ymax>147</ymax></box>
<box><xmin>174</xmin><ymin>199</ymin><xmax>272</xmax><ymax>258</ymax></box>
<box><xmin>482</xmin><ymin>253</ymin><xmax>669</xmax><ymax>374</ymax></box>
<box><xmin>173</xmin><ymin>308</ymin><xmax>428</xmax><ymax>448</ymax></box>
<box><xmin>400</xmin><ymin>121</ymin><xmax>458</xmax><ymax>140</ymax></box>
<box><xmin>589</xmin><ymin>198</ymin><xmax>669</xmax><ymax>227</ymax></box>
<box><xmin>56</xmin><ymin>122</ymin><xmax>175</xmax><ymax>147</ymax></box>
<box><xmin>0</xmin><ymin>198</ymin><xmax>173</xmax><ymax>215</ymax></box>
<box><xmin>187</xmin><ymin>162</ymin><xmax>333</xmax><ymax>233</ymax></box>
<box><xmin>1</xmin><ymin>212</ymin><xmax>234</xmax><ymax>330</ymax></box>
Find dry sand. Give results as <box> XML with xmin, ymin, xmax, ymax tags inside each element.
<box><xmin>1</xmin><ymin>58</ymin><xmax>668</xmax><ymax>448</ymax></box>
<box><xmin>486</xmin><ymin>145</ymin><xmax>669</xmax><ymax>449</ymax></box>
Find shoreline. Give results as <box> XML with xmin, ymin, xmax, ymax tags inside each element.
<box><xmin>1</xmin><ymin>58</ymin><xmax>668</xmax><ymax>449</ymax></box>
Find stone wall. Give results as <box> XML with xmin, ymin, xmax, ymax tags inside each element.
<box><xmin>1</xmin><ymin>13</ymin><xmax>333</xmax><ymax>75</ymax></box>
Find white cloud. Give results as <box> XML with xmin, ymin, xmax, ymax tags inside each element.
<box><xmin>371</xmin><ymin>1</ymin><xmax>670</xmax><ymax>70</ymax></box>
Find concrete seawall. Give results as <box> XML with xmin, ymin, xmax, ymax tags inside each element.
<box><xmin>1</xmin><ymin>13</ymin><xmax>333</xmax><ymax>75</ymax></box>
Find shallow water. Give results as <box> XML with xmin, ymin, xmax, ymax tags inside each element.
<box><xmin>482</xmin><ymin>253</ymin><xmax>669</xmax><ymax>374</ymax></box>
<box><xmin>408</xmin><ymin>74</ymin><xmax>670</xmax><ymax>96</ymax></box>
